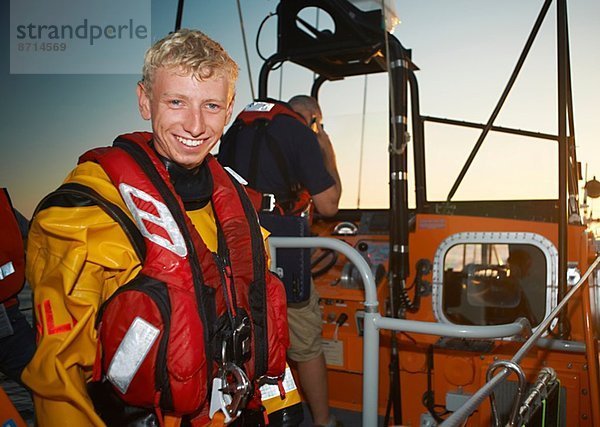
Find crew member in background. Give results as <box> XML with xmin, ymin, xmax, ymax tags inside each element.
<box><xmin>219</xmin><ymin>95</ymin><xmax>342</xmax><ymax>427</ymax></box>
<box><xmin>0</xmin><ymin>188</ymin><xmax>36</xmax><ymax>421</ymax></box>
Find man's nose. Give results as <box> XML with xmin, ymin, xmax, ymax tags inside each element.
<box><xmin>184</xmin><ymin>109</ymin><xmax>205</xmax><ymax>137</ymax></box>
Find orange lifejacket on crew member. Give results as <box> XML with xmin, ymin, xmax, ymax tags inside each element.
<box><xmin>219</xmin><ymin>100</ymin><xmax>312</xmax><ymax>216</ymax></box>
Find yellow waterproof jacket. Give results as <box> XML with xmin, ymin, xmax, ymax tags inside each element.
<box><xmin>21</xmin><ymin>160</ymin><xmax>271</xmax><ymax>426</ymax></box>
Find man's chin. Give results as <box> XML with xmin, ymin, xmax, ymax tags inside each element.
<box><xmin>176</xmin><ymin>154</ymin><xmax>206</xmax><ymax>170</ymax></box>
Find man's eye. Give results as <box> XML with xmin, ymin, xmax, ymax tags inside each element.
<box><xmin>206</xmin><ymin>103</ymin><xmax>220</xmax><ymax>111</ymax></box>
<box><xmin>169</xmin><ymin>99</ymin><xmax>182</xmax><ymax>106</ymax></box>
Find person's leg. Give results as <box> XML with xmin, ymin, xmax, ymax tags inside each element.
<box><xmin>295</xmin><ymin>354</ymin><xmax>330</xmax><ymax>425</ymax></box>
<box><xmin>287</xmin><ymin>283</ymin><xmax>336</xmax><ymax>426</ymax></box>
<box><xmin>0</xmin><ymin>303</ymin><xmax>36</xmax><ymax>384</ymax></box>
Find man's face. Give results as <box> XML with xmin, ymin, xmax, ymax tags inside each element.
<box><xmin>137</xmin><ymin>66</ymin><xmax>234</xmax><ymax>169</ymax></box>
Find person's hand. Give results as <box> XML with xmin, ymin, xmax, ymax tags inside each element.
<box><xmin>315</xmin><ymin>124</ymin><xmax>333</xmax><ymax>150</ymax></box>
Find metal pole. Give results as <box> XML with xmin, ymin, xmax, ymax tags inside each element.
<box><xmin>446</xmin><ymin>0</ymin><xmax>553</xmax><ymax>202</ymax></box>
<box><xmin>363</xmin><ymin>311</ymin><xmax>381</xmax><ymax>427</ymax></box>
<box><xmin>268</xmin><ymin>237</ymin><xmax>527</xmax><ymax>427</ymax></box>
<box><xmin>557</xmin><ymin>0</ymin><xmax>569</xmax><ymax>339</ymax></box>
<box><xmin>407</xmin><ymin>70</ymin><xmax>427</xmax><ymax>209</ymax></box>
<box><xmin>174</xmin><ymin>0</ymin><xmax>185</xmax><ymax>31</ymax></box>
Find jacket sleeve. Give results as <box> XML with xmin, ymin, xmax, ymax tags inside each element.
<box><xmin>21</xmin><ymin>167</ymin><xmax>141</xmax><ymax>426</ymax></box>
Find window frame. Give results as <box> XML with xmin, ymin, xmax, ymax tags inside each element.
<box><xmin>432</xmin><ymin>231</ymin><xmax>558</xmax><ymax>334</ymax></box>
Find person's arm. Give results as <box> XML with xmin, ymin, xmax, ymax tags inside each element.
<box><xmin>311</xmin><ymin>124</ymin><xmax>341</xmax><ymax>217</ymax></box>
<box><xmin>21</xmin><ymin>168</ymin><xmax>140</xmax><ymax>426</ymax></box>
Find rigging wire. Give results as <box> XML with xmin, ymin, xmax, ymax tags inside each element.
<box><xmin>313</xmin><ymin>8</ymin><xmax>320</xmax><ymax>83</ymax></box>
<box><xmin>278</xmin><ymin>65</ymin><xmax>284</xmax><ymax>100</ymax></box>
<box><xmin>357</xmin><ymin>75</ymin><xmax>369</xmax><ymax>208</ymax></box>
<box><xmin>236</xmin><ymin>0</ymin><xmax>255</xmax><ymax>100</ymax></box>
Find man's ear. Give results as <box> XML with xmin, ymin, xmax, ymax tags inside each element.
<box><xmin>136</xmin><ymin>82</ymin><xmax>151</xmax><ymax>120</ymax></box>
<box><xmin>225</xmin><ymin>93</ymin><xmax>236</xmax><ymax>125</ymax></box>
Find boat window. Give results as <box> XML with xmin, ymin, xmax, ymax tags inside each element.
<box><xmin>424</xmin><ymin>126</ymin><xmax>557</xmax><ymax>201</ymax></box>
<box><xmin>432</xmin><ymin>232</ymin><xmax>557</xmax><ymax>330</ymax></box>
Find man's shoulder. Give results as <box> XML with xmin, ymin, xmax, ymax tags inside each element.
<box><xmin>269</xmin><ymin>115</ymin><xmax>316</xmax><ymax>142</ymax></box>
<box><xmin>66</xmin><ymin>159</ymin><xmax>112</xmax><ymax>186</ymax></box>
<box><xmin>46</xmin><ymin>160</ymin><xmax>123</xmax><ymax>209</ymax></box>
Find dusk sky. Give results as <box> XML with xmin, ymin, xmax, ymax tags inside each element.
<box><xmin>2</xmin><ymin>0</ymin><xmax>599</xmax><ymax>217</ymax></box>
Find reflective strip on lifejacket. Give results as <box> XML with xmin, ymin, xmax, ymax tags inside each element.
<box><xmin>260</xmin><ymin>365</ymin><xmax>302</xmax><ymax>414</ymax></box>
<box><xmin>244</xmin><ymin>101</ymin><xmax>276</xmax><ymax>112</ymax></box>
<box><xmin>223</xmin><ymin>166</ymin><xmax>248</xmax><ymax>185</ymax></box>
<box><xmin>259</xmin><ymin>366</ymin><xmax>298</xmax><ymax>400</ymax></box>
<box><xmin>0</xmin><ymin>262</ymin><xmax>15</xmax><ymax>280</ymax></box>
<box><xmin>106</xmin><ymin>316</ymin><xmax>160</xmax><ymax>394</ymax></box>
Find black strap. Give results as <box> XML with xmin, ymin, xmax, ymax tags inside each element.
<box><xmin>220</xmin><ymin>121</ymin><xmax>242</xmax><ymax>173</ymax></box>
<box><xmin>248</xmin><ymin>121</ymin><xmax>267</xmax><ymax>188</ymax></box>
<box><xmin>34</xmin><ymin>182</ymin><xmax>146</xmax><ymax>262</ymax></box>
<box><xmin>220</xmin><ymin>166</ymin><xmax>269</xmax><ymax>376</ymax></box>
<box><xmin>245</xmin><ymin>119</ymin><xmax>299</xmax><ymax>206</ymax></box>
<box><xmin>263</xmin><ymin>127</ymin><xmax>301</xmax><ymax>199</ymax></box>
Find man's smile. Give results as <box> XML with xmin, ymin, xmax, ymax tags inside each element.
<box><xmin>176</xmin><ymin>135</ymin><xmax>205</xmax><ymax>147</ymax></box>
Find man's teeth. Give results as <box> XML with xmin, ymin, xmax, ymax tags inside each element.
<box><xmin>176</xmin><ymin>136</ymin><xmax>203</xmax><ymax>147</ymax></box>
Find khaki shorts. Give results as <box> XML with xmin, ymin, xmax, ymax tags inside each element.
<box><xmin>286</xmin><ymin>282</ymin><xmax>323</xmax><ymax>362</ymax></box>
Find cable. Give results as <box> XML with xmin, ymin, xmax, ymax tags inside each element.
<box><xmin>255</xmin><ymin>12</ymin><xmax>276</xmax><ymax>62</ymax></box>
<box><xmin>236</xmin><ymin>0</ymin><xmax>255</xmax><ymax>100</ymax></box>
<box><xmin>357</xmin><ymin>75</ymin><xmax>368</xmax><ymax>208</ymax></box>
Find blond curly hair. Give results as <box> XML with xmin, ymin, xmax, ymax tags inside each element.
<box><xmin>141</xmin><ymin>28</ymin><xmax>238</xmax><ymax>97</ymax></box>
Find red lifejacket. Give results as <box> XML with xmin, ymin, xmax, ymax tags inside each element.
<box><xmin>80</xmin><ymin>133</ymin><xmax>288</xmax><ymax>420</ymax></box>
<box><xmin>0</xmin><ymin>188</ymin><xmax>25</xmax><ymax>304</ymax></box>
<box><xmin>220</xmin><ymin>100</ymin><xmax>312</xmax><ymax>216</ymax></box>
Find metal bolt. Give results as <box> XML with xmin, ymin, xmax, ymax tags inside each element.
<box><xmin>583</xmin><ymin>364</ymin><xmax>588</xmax><ymax>371</ymax></box>
<box><xmin>582</xmin><ymin>389</ymin><xmax>588</xmax><ymax>396</ymax></box>
<box><xmin>493</xmin><ymin>356</ymin><xmax>498</xmax><ymax>361</ymax></box>
<box><xmin>567</xmin><ymin>362</ymin><xmax>573</xmax><ymax>369</ymax></box>
<box><xmin>582</xmin><ymin>414</ymin><xmax>588</xmax><ymax>420</ymax></box>
<box><xmin>480</xmin><ymin>355</ymin><xmax>485</xmax><ymax>360</ymax></box>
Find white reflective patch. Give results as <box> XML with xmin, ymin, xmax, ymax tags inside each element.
<box><xmin>224</xmin><ymin>166</ymin><xmax>248</xmax><ymax>186</ymax></box>
<box><xmin>259</xmin><ymin>366</ymin><xmax>298</xmax><ymax>400</ymax></box>
<box><xmin>107</xmin><ymin>316</ymin><xmax>160</xmax><ymax>394</ymax></box>
<box><xmin>244</xmin><ymin>101</ymin><xmax>275</xmax><ymax>112</ymax></box>
<box><xmin>0</xmin><ymin>261</ymin><xmax>15</xmax><ymax>280</ymax></box>
<box><xmin>119</xmin><ymin>183</ymin><xmax>187</xmax><ymax>257</ymax></box>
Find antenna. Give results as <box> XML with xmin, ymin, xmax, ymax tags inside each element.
<box><xmin>174</xmin><ymin>0</ymin><xmax>185</xmax><ymax>31</ymax></box>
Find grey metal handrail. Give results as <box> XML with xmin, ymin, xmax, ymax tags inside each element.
<box><xmin>269</xmin><ymin>237</ymin><xmax>529</xmax><ymax>426</ymax></box>
<box><xmin>441</xmin><ymin>253</ymin><xmax>600</xmax><ymax>427</ymax></box>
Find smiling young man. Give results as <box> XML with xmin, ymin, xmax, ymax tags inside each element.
<box><xmin>21</xmin><ymin>29</ymin><xmax>290</xmax><ymax>426</ymax></box>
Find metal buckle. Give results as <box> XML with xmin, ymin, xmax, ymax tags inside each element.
<box><xmin>209</xmin><ymin>340</ymin><xmax>252</xmax><ymax>423</ymax></box>
<box><xmin>262</xmin><ymin>193</ymin><xmax>276</xmax><ymax>212</ymax></box>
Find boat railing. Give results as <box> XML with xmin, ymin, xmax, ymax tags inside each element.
<box><xmin>442</xmin><ymin>253</ymin><xmax>600</xmax><ymax>427</ymax></box>
<box><xmin>268</xmin><ymin>237</ymin><xmax>600</xmax><ymax>427</ymax></box>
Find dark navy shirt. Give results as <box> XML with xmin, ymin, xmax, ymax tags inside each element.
<box><xmin>218</xmin><ymin>114</ymin><xmax>335</xmax><ymax>197</ymax></box>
